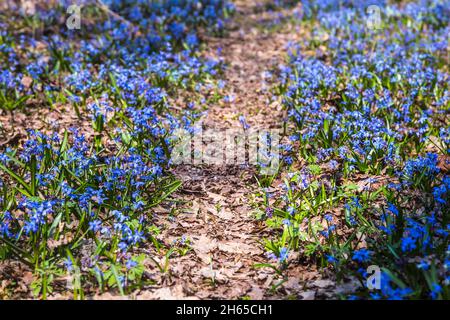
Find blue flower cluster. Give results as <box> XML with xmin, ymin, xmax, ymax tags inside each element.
<box><xmin>0</xmin><ymin>0</ymin><xmax>231</xmax><ymax>298</ymax></box>
<box><xmin>264</xmin><ymin>0</ymin><xmax>449</xmax><ymax>300</ymax></box>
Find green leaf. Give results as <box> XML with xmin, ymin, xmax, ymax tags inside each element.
<box><xmin>49</xmin><ymin>211</ymin><xmax>63</xmax><ymax>237</ymax></box>
<box><xmin>110</xmin><ymin>265</ymin><xmax>124</xmax><ymax>296</ymax></box>
<box><xmin>0</xmin><ymin>163</ymin><xmax>32</xmax><ymax>195</ymax></box>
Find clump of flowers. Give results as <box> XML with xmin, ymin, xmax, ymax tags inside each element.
<box><xmin>0</xmin><ymin>0</ymin><xmax>232</xmax><ymax>298</ymax></box>
<box><xmin>261</xmin><ymin>0</ymin><xmax>449</xmax><ymax>300</ymax></box>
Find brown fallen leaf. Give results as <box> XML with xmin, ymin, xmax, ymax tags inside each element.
<box><xmin>207</xmin><ymin>192</ymin><xmax>226</xmax><ymax>202</ymax></box>
<box><xmin>21</xmin><ymin>76</ymin><xmax>33</xmax><ymax>89</ymax></box>
<box><xmin>217</xmin><ymin>242</ymin><xmax>262</xmax><ymax>255</ymax></box>
<box><xmin>247</xmin><ymin>286</ymin><xmax>265</xmax><ymax>300</ymax></box>
<box><xmin>217</xmin><ymin>208</ymin><xmax>234</xmax><ymax>220</ymax></box>
<box><xmin>138</xmin><ymin>285</ymin><xmax>197</xmax><ymax>300</ymax></box>
<box><xmin>310</xmin><ymin>279</ymin><xmax>334</xmax><ymax>289</ymax></box>
<box><xmin>191</xmin><ymin>235</ymin><xmax>217</xmax><ymax>264</ymax></box>
<box><xmin>198</xmin><ymin>267</ymin><xmax>228</xmax><ymax>283</ymax></box>
<box><xmin>299</xmin><ymin>290</ymin><xmax>316</xmax><ymax>300</ymax></box>
<box><xmin>284</xmin><ymin>277</ymin><xmax>301</xmax><ymax>291</ymax></box>
<box><xmin>92</xmin><ymin>292</ymin><xmax>128</xmax><ymax>300</ymax></box>
<box><xmin>21</xmin><ymin>271</ymin><xmax>34</xmax><ymax>286</ymax></box>
<box><xmin>438</xmin><ymin>155</ymin><xmax>450</xmax><ymax>172</ymax></box>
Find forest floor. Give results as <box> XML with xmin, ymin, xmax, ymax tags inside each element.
<box><xmin>1</xmin><ymin>0</ymin><xmax>447</xmax><ymax>301</ymax></box>
<box><xmin>0</xmin><ymin>1</ymin><xmax>348</xmax><ymax>300</ymax></box>
<box><xmin>130</xmin><ymin>1</ymin><xmax>340</xmax><ymax>300</ymax></box>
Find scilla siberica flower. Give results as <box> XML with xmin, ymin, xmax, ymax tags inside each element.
<box><xmin>352</xmin><ymin>249</ymin><xmax>373</xmax><ymax>263</ymax></box>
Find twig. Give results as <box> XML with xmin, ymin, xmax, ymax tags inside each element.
<box><xmin>0</xmin><ymin>133</ymin><xmax>21</xmax><ymax>147</ymax></box>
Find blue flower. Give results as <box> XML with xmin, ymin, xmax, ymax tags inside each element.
<box><xmin>88</xmin><ymin>220</ymin><xmax>102</xmax><ymax>233</ymax></box>
<box><xmin>238</xmin><ymin>115</ymin><xmax>250</xmax><ymax>130</ymax></box>
<box><xmin>287</xmin><ymin>206</ymin><xmax>296</xmax><ymax>215</ymax></box>
<box><xmin>430</xmin><ymin>283</ymin><xmax>442</xmax><ymax>299</ymax></box>
<box><xmin>416</xmin><ymin>260</ymin><xmax>430</xmax><ymax>270</ymax></box>
<box><xmin>326</xmin><ymin>254</ymin><xmax>338</xmax><ymax>264</ymax></box>
<box><xmin>64</xmin><ymin>258</ymin><xmax>73</xmax><ymax>271</ymax></box>
<box><xmin>279</xmin><ymin>247</ymin><xmax>289</xmax><ymax>263</ymax></box>
<box><xmin>126</xmin><ymin>259</ymin><xmax>138</xmax><ymax>270</ymax></box>
<box><xmin>387</xmin><ymin>203</ymin><xmax>399</xmax><ymax>216</ymax></box>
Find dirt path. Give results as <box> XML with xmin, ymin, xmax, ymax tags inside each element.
<box><xmin>135</xmin><ymin>1</ymin><xmax>312</xmax><ymax>300</ymax></box>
